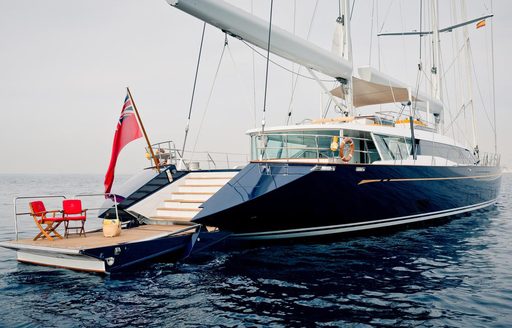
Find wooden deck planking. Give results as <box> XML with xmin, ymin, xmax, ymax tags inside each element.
<box><xmin>10</xmin><ymin>225</ymin><xmax>190</xmax><ymax>250</ymax></box>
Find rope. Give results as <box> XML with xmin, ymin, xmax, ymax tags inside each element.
<box><xmin>241</xmin><ymin>41</ymin><xmax>335</xmax><ymax>83</ymax></box>
<box><xmin>191</xmin><ymin>39</ymin><xmax>228</xmax><ymax>158</ymax></box>
<box><xmin>250</xmin><ymin>0</ymin><xmax>257</xmax><ymax>128</ymax></box>
<box><xmin>261</xmin><ymin>0</ymin><xmax>274</xmax><ymax>133</ymax></box>
<box><xmin>181</xmin><ymin>22</ymin><xmax>206</xmax><ymax>158</ymax></box>
<box><xmin>368</xmin><ymin>0</ymin><xmax>375</xmax><ymax>66</ymax></box>
<box><xmin>490</xmin><ymin>1</ymin><xmax>497</xmax><ymax>153</ymax></box>
<box><xmin>289</xmin><ymin>0</ymin><xmax>297</xmax><ymax>126</ymax></box>
<box><xmin>286</xmin><ymin>0</ymin><xmax>321</xmax><ymax>125</ymax></box>
<box><xmin>412</xmin><ymin>0</ymin><xmax>423</xmax><ymax>115</ymax></box>
<box><xmin>226</xmin><ymin>41</ymin><xmax>257</xmax><ymax>125</ymax></box>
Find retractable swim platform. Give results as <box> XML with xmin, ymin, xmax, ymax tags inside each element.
<box><xmin>0</xmin><ymin>224</ymin><xmax>204</xmax><ymax>273</ymax></box>
<box><xmin>0</xmin><ymin>190</ymin><xmax>233</xmax><ymax>274</ymax></box>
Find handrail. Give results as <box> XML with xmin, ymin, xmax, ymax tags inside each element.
<box><xmin>13</xmin><ymin>195</ymin><xmax>67</xmax><ymax>241</ymax></box>
<box><xmin>207</xmin><ymin>152</ymin><xmax>217</xmax><ymax>169</ymax></box>
<box><xmin>145</xmin><ymin>140</ymin><xmax>248</xmax><ymax>170</ymax></box>
<box><xmin>12</xmin><ymin>193</ymin><xmax>124</xmax><ymax>241</ymax></box>
<box><xmin>74</xmin><ymin>193</ymin><xmax>120</xmax><ymax>223</ymax></box>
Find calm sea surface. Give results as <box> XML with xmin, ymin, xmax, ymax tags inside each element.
<box><xmin>0</xmin><ymin>173</ymin><xmax>510</xmax><ymax>327</ymax></box>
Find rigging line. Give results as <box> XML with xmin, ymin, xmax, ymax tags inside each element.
<box><xmin>449</xmin><ymin>0</ymin><xmax>465</xmax><ymax>139</ymax></box>
<box><xmin>368</xmin><ymin>0</ymin><xmax>375</xmax><ymax>66</ymax></box>
<box><xmin>440</xmin><ymin>42</ymin><xmax>466</xmax><ymax>80</ymax></box>
<box><xmin>419</xmin><ymin>0</ymin><xmax>423</xmax><ymax>62</ymax></box>
<box><xmin>378</xmin><ymin>0</ymin><xmax>395</xmax><ymax>33</ymax></box>
<box><xmin>261</xmin><ymin>0</ymin><xmax>274</xmax><ymax>133</ymax></box>
<box><xmin>241</xmin><ymin>41</ymin><xmax>334</xmax><ymax>83</ymax></box>
<box><xmin>251</xmin><ymin>0</ymin><xmax>257</xmax><ymax>128</ymax></box>
<box><xmin>376</xmin><ymin>1</ymin><xmax>381</xmax><ymax>70</ymax></box>
<box><xmin>443</xmin><ymin>102</ymin><xmax>473</xmax><ymax>137</ymax></box>
<box><xmin>322</xmin><ymin>81</ymin><xmax>341</xmax><ymax>118</ymax></box>
<box><xmin>289</xmin><ymin>0</ymin><xmax>297</xmax><ymax>125</ymax></box>
<box><xmin>226</xmin><ymin>42</ymin><xmax>255</xmax><ymax>127</ymax></box>
<box><xmin>412</xmin><ymin>0</ymin><xmax>423</xmax><ymax>114</ymax></box>
<box><xmin>191</xmin><ymin>39</ymin><xmax>227</xmax><ymax>158</ymax></box>
<box><xmin>350</xmin><ymin>0</ymin><xmax>355</xmax><ymax>20</ymax></box>
<box><xmin>398</xmin><ymin>0</ymin><xmax>409</xmax><ymax>89</ymax></box>
<box><xmin>182</xmin><ymin>22</ymin><xmax>206</xmax><ymax>158</ymax></box>
<box><xmin>439</xmin><ymin>46</ymin><xmax>457</xmax><ymax>141</ymax></box>
<box><xmin>470</xmin><ymin>46</ymin><xmax>494</xmax><ymax>129</ymax></box>
<box><xmin>286</xmin><ymin>0</ymin><xmax>321</xmax><ymax>125</ymax></box>
<box><xmin>490</xmin><ymin>1</ymin><xmax>497</xmax><ymax>153</ymax></box>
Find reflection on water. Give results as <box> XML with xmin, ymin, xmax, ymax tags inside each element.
<box><xmin>0</xmin><ymin>174</ymin><xmax>511</xmax><ymax>327</ymax></box>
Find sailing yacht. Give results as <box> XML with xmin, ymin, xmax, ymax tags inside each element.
<box><xmin>3</xmin><ymin>0</ymin><xmax>502</xmax><ymax>274</ymax></box>
<box><xmin>108</xmin><ymin>0</ymin><xmax>502</xmax><ymax>241</ymax></box>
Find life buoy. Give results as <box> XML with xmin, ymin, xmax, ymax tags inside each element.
<box><xmin>340</xmin><ymin>137</ymin><xmax>354</xmax><ymax>162</ymax></box>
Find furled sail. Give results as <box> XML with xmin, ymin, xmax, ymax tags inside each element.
<box><xmin>166</xmin><ymin>0</ymin><xmax>353</xmax><ymax>81</ymax></box>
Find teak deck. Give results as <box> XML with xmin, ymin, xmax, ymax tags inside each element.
<box><xmin>10</xmin><ymin>225</ymin><xmax>190</xmax><ymax>250</ymax></box>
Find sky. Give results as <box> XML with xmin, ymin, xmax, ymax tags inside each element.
<box><xmin>1</xmin><ymin>0</ymin><xmax>510</xmax><ymax>176</ymax></box>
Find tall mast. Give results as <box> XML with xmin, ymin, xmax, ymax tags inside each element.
<box><xmin>344</xmin><ymin>0</ymin><xmax>353</xmax><ymax>114</ymax></box>
<box><xmin>336</xmin><ymin>0</ymin><xmax>354</xmax><ymax>114</ymax></box>
<box><xmin>461</xmin><ymin>0</ymin><xmax>477</xmax><ymax>150</ymax></box>
<box><xmin>431</xmin><ymin>0</ymin><xmax>441</xmax><ymax>100</ymax></box>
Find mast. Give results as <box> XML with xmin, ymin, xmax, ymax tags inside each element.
<box><xmin>342</xmin><ymin>0</ymin><xmax>353</xmax><ymax>63</ymax></box>
<box><xmin>461</xmin><ymin>0</ymin><xmax>477</xmax><ymax>150</ymax></box>
<box><xmin>332</xmin><ymin>0</ymin><xmax>353</xmax><ymax>114</ymax></box>
<box><xmin>342</xmin><ymin>0</ymin><xmax>354</xmax><ymax>114</ymax></box>
<box><xmin>431</xmin><ymin>0</ymin><xmax>441</xmax><ymax>100</ymax></box>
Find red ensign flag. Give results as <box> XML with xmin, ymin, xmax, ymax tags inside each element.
<box><xmin>104</xmin><ymin>94</ymin><xmax>143</xmax><ymax>194</ymax></box>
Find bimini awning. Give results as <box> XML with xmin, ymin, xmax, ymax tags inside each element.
<box><xmin>331</xmin><ymin>66</ymin><xmax>443</xmax><ymax>115</ymax></box>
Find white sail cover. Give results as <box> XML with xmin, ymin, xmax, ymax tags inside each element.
<box><xmin>331</xmin><ymin>67</ymin><xmax>444</xmax><ymax>114</ymax></box>
<box><xmin>167</xmin><ymin>0</ymin><xmax>353</xmax><ymax>81</ymax></box>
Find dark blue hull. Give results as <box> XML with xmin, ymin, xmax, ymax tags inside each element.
<box><xmin>80</xmin><ymin>228</ymin><xmax>231</xmax><ymax>273</ymax></box>
<box><xmin>193</xmin><ymin>162</ymin><xmax>501</xmax><ymax>240</ymax></box>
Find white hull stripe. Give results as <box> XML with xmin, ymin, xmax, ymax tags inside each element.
<box><xmin>232</xmin><ymin>199</ymin><xmax>497</xmax><ymax>240</ymax></box>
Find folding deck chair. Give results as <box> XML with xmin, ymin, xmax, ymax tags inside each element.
<box><xmin>29</xmin><ymin>201</ymin><xmax>65</xmax><ymax>241</ymax></box>
<box><xmin>62</xmin><ymin>199</ymin><xmax>87</xmax><ymax>238</ymax></box>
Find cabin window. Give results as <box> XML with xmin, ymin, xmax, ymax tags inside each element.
<box><xmin>417</xmin><ymin>141</ymin><xmax>476</xmax><ymax>164</ymax></box>
<box><xmin>251</xmin><ymin>130</ymin><xmax>381</xmax><ymax>164</ymax></box>
<box><xmin>373</xmin><ymin>134</ymin><xmax>411</xmax><ymax>160</ymax></box>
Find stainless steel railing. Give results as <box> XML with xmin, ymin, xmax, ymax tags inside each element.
<box><xmin>12</xmin><ymin>193</ymin><xmax>120</xmax><ymax>241</ymax></box>
<box><xmin>146</xmin><ymin>140</ymin><xmax>249</xmax><ymax>170</ymax></box>
<box><xmin>479</xmin><ymin>152</ymin><xmax>501</xmax><ymax>167</ymax></box>
<box><xmin>13</xmin><ymin>195</ymin><xmax>66</xmax><ymax>241</ymax></box>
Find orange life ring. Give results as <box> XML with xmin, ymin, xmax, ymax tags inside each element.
<box><xmin>340</xmin><ymin>137</ymin><xmax>354</xmax><ymax>163</ymax></box>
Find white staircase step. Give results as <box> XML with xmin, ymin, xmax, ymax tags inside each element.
<box><xmin>185</xmin><ymin>179</ymin><xmax>231</xmax><ymax>186</ymax></box>
<box><xmin>187</xmin><ymin>172</ymin><xmax>238</xmax><ymax>179</ymax></box>
<box><xmin>148</xmin><ymin>216</ymin><xmax>196</xmax><ymax>225</ymax></box>
<box><xmin>156</xmin><ymin>207</ymin><xmax>200</xmax><ymax>218</ymax></box>
<box><xmin>163</xmin><ymin>200</ymin><xmax>203</xmax><ymax>209</ymax></box>
<box><xmin>170</xmin><ymin>192</ymin><xmax>214</xmax><ymax>201</ymax></box>
<box><xmin>178</xmin><ymin>185</ymin><xmax>223</xmax><ymax>193</ymax></box>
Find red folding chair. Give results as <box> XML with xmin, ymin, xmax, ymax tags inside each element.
<box><xmin>62</xmin><ymin>199</ymin><xmax>87</xmax><ymax>238</ymax></box>
<box><xmin>29</xmin><ymin>201</ymin><xmax>65</xmax><ymax>241</ymax></box>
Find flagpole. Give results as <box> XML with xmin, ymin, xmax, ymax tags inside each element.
<box><xmin>126</xmin><ymin>87</ymin><xmax>160</xmax><ymax>172</ymax></box>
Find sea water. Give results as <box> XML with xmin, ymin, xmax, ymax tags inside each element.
<box><xmin>0</xmin><ymin>174</ymin><xmax>511</xmax><ymax>327</ymax></box>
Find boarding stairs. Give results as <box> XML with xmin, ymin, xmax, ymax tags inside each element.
<box><xmin>148</xmin><ymin>171</ymin><xmax>237</xmax><ymax>226</ymax></box>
